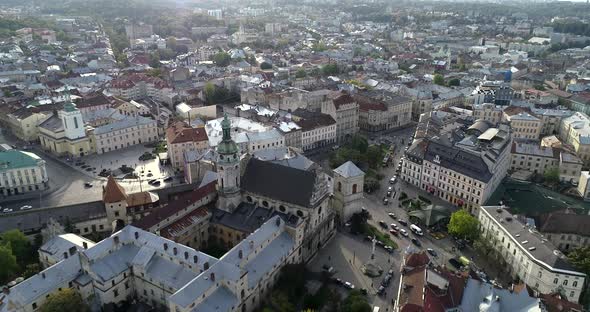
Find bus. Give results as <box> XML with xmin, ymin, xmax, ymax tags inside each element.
<box><xmin>410</xmin><ymin>224</ymin><xmax>423</xmax><ymax>236</ymax></box>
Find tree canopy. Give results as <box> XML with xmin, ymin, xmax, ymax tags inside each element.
<box><xmin>260</xmin><ymin>62</ymin><xmax>272</xmax><ymax>70</ymax></box>
<box><xmin>544</xmin><ymin>167</ymin><xmax>560</xmax><ymax>184</ymax></box>
<box><xmin>341</xmin><ymin>290</ymin><xmax>371</xmax><ymax>312</ymax></box>
<box><xmin>0</xmin><ymin>245</ymin><xmax>18</xmax><ymax>283</ymax></box>
<box><xmin>213</xmin><ymin>52</ymin><xmax>231</xmax><ymax>67</ymax></box>
<box><xmin>433</xmin><ymin>74</ymin><xmax>445</xmax><ymax>86</ymax></box>
<box><xmin>1</xmin><ymin>229</ymin><xmax>32</xmax><ymax>264</ymax></box>
<box><xmin>40</xmin><ymin>288</ymin><xmax>89</xmax><ymax>312</ymax></box>
<box><xmin>321</xmin><ymin>63</ymin><xmax>339</xmax><ymax>76</ymax></box>
<box><xmin>568</xmin><ymin>247</ymin><xmax>590</xmax><ymax>276</ymax></box>
<box><xmin>447</xmin><ymin>209</ymin><xmax>479</xmax><ymax>241</ymax></box>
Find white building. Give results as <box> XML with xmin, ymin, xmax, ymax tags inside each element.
<box><xmin>91</xmin><ymin>115</ymin><xmax>158</xmax><ymax>154</ymax></box>
<box><xmin>0</xmin><ymin>150</ymin><xmax>48</xmax><ymax>196</ymax></box>
<box><xmin>479</xmin><ymin>206</ymin><xmax>586</xmax><ymax>303</ymax></box>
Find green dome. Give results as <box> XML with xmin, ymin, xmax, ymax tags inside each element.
<box><xmin>217</xmin><ymin>114</ymin><xmax>239</xmax><ymax>155</ymax></box>
<box><xmin>63</xmin><ymin>101</ymin><xmax>78</xmax><ymax>112</ymax></box>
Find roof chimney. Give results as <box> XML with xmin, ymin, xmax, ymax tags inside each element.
<box><xmin>41</xmin><ymin>272</ymin><xmax>46</xmax><ymax>279</ymax></box>
<box><xmin>82</xmin><ymin>242</ymin><xmax>88</xmax><ymax>249</ymax></box>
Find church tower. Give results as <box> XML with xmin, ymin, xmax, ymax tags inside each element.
<box><xmin>103</xmin><ymin>175</ymin><xmax>129</xmax><ymax>232</ymax></box>
<box><xmin>216</xmin><ymin>115</ymin><xmax>242</xmax><ymax>212</ymax></box>
<box><xmin>58</xmin><ymin>96</ymin><xmax>86</xmax><ymax>140</ymax></box>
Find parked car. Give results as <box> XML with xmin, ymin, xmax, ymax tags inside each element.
<box><xmin>389</xmin><ymin>177</ymin><xmax>397</xmax><ymax>184</ymax></box>
<box><xmin>381</xmin><ymin>275</ymin><xmax>391</xmax><ymax>287</ymax></box>
<box><xmin>332</xmin><ymin>277</ymin><xmax>344</xmax><ymax>285</ymax></box>
<box><xmin>448</xmin><ymin>258</ymin><xmax>463</xmax><ymax>269</ymax></box>
<box><xmin>378</xmin><ymin>220</ymin><xmax>388</xmax><ymax>228</ymax></box>
<box><xmin>386</xmin><ymin>190</ymin><xmax>392</xmax><ymax>197</ymax></box>
<box><xmin>411</xmin><ymin>238</ymin><xmax>422</xmax><ymax>247</ymax></box>
<box><xmin>20</xmin><ymin>205</ymin><xmax>32</xmax><ymax>210</ymax></box>
<box><xmin>388</xmin><ymin>212</ymin><xmax>396</xmax><ymax>219</ymax></box>
<box><xmin>387</xmin><ymin>186</ymin><xmax>393</xmax><ymax>192</ymax></box>
<box><xmin>322</xmin><ymin>264</ymin><xmax>335</xmax><ymax>274</ymax></box>
<box><xmin>384</xmin><ymin>245</ymin><xmax>394</xmax><ymax>253</ymax></box>
<box><xmin>2</xmin><ymin>208</ymin><xmax>13</xmax><ymax>213</ymax></box>
<box><xmin>344</xmin><ymin>282</ymin><xmax>355</xmax><ymax>289</ymax></box>
<box><xmin>390</xmin><ymin>223</ymin><xmax>399</xmax><ymax>230</ymax></box>
<box><xmin>377</xmin><ymin>285</ymin><xmax>386</xmax><ymax>296</ymax></box>
<box><xmin>400</xmin><ymin>229</ymin><xmax>409</xmax><ymax>237</ymax></box>
<box><xmin>389</xmin><ymin>229</ymin><xmax>398</xmax><ymax>236</ymax></box>
<box><xmin>427</xmin><ymin>248</ymin><xmax>438</xmax><ymax>257</ymax></box>
<box><xmin>398</xmin><ymin>220</ymin><xmax>408</xmax><ymax>226</ymax></box>
<box><xmin>84</xmin><ymin>182</ymin><xmax>93</xmax><ymax>188</ymax></box>
<box><xmin>383</xmin><ymin>198</ymin><xmax>389</xmax><ymax>205</ymax></box>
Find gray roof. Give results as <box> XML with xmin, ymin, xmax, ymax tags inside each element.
<box><xmin>191</xmin><ymin>286</ymin><xmax>238</xmax><ymax>312</ymax></box>
<box><xmin>481</xmin><ymin>206</ymin><xmax>585</xmax><ymax>275</ymax></box>
<box><xmin>458</xmin><ymin>279</ymin><xmax>542</xmax><ymax>312</ymax></box>
<box><xmin>425</xmin><ymin>141</ymin><xmax>493</xmax><ymax>182</ymax></box>
<box><xmin>334</xmin><ymin>161</ymin><xmax>364</xmax><ymax>178</ymax></box>
<box><xmin>252</xmin><ymin>147</ymin><xmax>314</xmax><ymax>171</ymax></box>
<box><xmin>93</xmin><ymin>115</ymin><xmax>155</xmax><ymax>135</ymax></box>
<box><xmin>241</xmin><ymin>158</ymin><xmax>317</xmax><ymax>207</ymax></box>
<box><xmin>38</xmin><ymin>115</ymin><xmax>64</xmax><ymax>133</ymax></box>
<box><xmin>39</xmin><ymin>234</ymin><xmax>95</xmax><ymax>260</ymax></box>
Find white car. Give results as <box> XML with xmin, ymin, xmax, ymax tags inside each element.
<box><xmin>387</xmin><ymin>186</ymin><xmax>393</xmax><ymax>191</ymax></box>
<box><xmin>344</xmin><ymin>282</ymin><xmax>355</xmax><ymax>289</ymax></box>
<box><xmin>390</xmin><ymin>223</ymin><xmax>399</xmax><ymax>230</ymax></box>
<box><xmin>400</xmin><ymin>229</ymin><xmax>409</xmax><ymax>237</ymax></box>
<box><xmin>20</xmin><ymin>205</ymin><xmax>32</xmax><ymax>210</ymax></box>
<box><xmin>2</xmin><ymin>208</ymin><xmax>13</xmax><ymax>213</ymax></box>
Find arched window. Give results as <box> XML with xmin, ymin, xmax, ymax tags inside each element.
<box><xmin>337</xmin><ymin>182</ymin><xmax>342</xmax><ymax>192</ymax></box>
<box><xmin>297</xmin><ymin>210</ymin><xmax>304</xmax><ymax>217</ymax></box>
<box><xmin>241</xmin><ymin>289</ymin><xmax>245</xmax><ymax>299</ymax></box>
<box><xmin>352</xmin><ymin>184</ymin><xmax>357</xmax><ymax>194</ymax></box>
<box><xmin>246</xmin><ymin>196</ymin><xmax>253</xmax><ymax>203</ymax></box>
<box><xmin>279</xmin><ymin>205</ymin><xmax>286</xmax><ymax>212</ymax></box>
<box><xmin>262</xmin><ymin>201</ymin><xmax>269</xmax><ymax>207</ymax></box>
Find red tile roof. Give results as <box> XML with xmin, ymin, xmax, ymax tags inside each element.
<box><xmin>166</xmin><ymin>121</ymin><xmax>209</xmax><ymax>144</ymax></box>
<box><xmin>159</xmin><ymin>205</ymin><xmax>210</xmax><ymax>239</ymax></box>
<box><xmin>132</xmin><ymin>181</ymin><xmax>216</xmax><ymax>230</ymax></box>
<box><xmin>330</xmin><ymin>91</ymin><xmax>355</xmax><ymax>109</ymax></box>
<box><xmin>103</xmin><ymin>176</ymin><xmax>127</xmax><ymax>203</ymax></box>
<box><xmin>110</xmin><ymin>73</ymin><xmax>170</xmax><ymax>90</ymax></box>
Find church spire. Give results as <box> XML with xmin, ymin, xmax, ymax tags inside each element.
<box><xmin>221</xmin><ymin>113</ymin><xmax>232</xmax><ymax>142</ymax></box>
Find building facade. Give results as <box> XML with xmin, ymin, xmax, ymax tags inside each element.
<box><xmin>0</xmin><ymin>150</ymin><xmax>48</xmax><ymax>196</ymax></box>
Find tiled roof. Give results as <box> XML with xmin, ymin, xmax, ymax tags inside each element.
<box><xmin>159</xmin><ymin>205</ymin><xmax>210</xmax><ymax>239</ymax></box>
<box><xmin>103</xmin><ymin>176</ymin><xmax>127</xmax><ymax>203</ymax></box>
<box><xmin>132</xmin><ymin>181</ymin><xmax>216</xmax><ymax>230</ymax></box>
<box><xmin>166</xmin><ymin>121</ymin><xmax>209</xmax><ymax>144</ymax></box>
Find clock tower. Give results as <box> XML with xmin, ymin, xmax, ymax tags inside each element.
<box><xmin>215</xmin><ymin>115</ymin><xmax>242</xmax><ymax>212</ymax></box>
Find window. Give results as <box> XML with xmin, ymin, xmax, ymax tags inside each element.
<box><xmin>114</xmin><ymin>289</ymin><xmax>119</xmax><ymax>297</ymax></box>
<box><xmin>563</xmin><ymin>280</ymin><xmax>568</xmax><ymax>286</ymax></box>
<box><xmin>32</xmin><ymin>303</ymin><xmax>37</xmax><ymax>309</ymax></box>
<box><xmin>571</xmin><ymin>291</ymin><xmax>575</xmax><ymax>298</ymax></box>
<box><xmin>553</xmin><ymin>278</ymin><xmax>558</xmax><ymax>284</ymax></box>
<box><xmin>573</xmin><ymin>281</ymin><xmax>578</xmax><ymax>287</ymax></box>
<box><xmin>352</xmin><ymin>184</ymin><xmax>357</xmax><ymax>193</ymax></box>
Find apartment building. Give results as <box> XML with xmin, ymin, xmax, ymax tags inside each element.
<box><xmin>0</xmin><ymin>150</ymin><xmax>48</xmax><ymax>196</ymax></box>
<box><xmin>402</xmin><ymin>120</ymin><xmax>511</xmax><ymax>214</ymax></box>
<box><xmin>166</xmin><ymin>121</ymin><xmax>209</xmax><ymax>170</ymax></box>
<box><xmin>510</xmin><ymin>141</ymin><xmax>559</xmax><ymax>174</ymax></box>
<box><xmin>91</xmin><ymin>115</ymin><xmax>158</xmax><ymax>154</ymax></box>
<box><xmin>531</xmin><ymin>108</ymin><xmax>573</xmax><ymax>137</ymax></box>
<box><xmin>479</xmin><ymin>206</ymin><xmax>586</xmax><ymax>303</ymax></box>
<box><xmin>504</xmin><ymin>110</ymin><xmax>542</xmax><ymax>140</ymax></box>
<box><xmin>472</xmin><ymin>103</ymin><xmax>503</xmax><ymax>124</ymax></box>
<box><xmin>292</xmin><ymin>109</ymin><xmax>337</xmax><ymax>151</ymax></box>
<box><xmin>322</xmin><ymin>91</ymin><xmax>359</xmax><ymax>143</ymax></box>
<box><xmin>354</xmin><ymin>93</ymin><xmax>412</xmax><ymax>132</ymax></box>
<box><xmin>537</xmin><ymin>211</ymin><xmax>590</xmax><ymax>253</ymax></box>
<box><xmin>109</xmin><ymin>73</ymin><xmax>176</xmax><ymax>106</ymax></box>
<box><xmin>560</xmin><ymin>112</ymin><xmax>590</xmax><ymax>165</ymax></box>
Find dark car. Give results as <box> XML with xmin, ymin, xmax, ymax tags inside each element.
<box><xmin>398</xmin><ymin>220</ymin><xmax>408</xmax><ymax>226</ymax></box>
<box><xmin>84</xmin><ymin>182</ymin><xmax>93</xmax><ymax>188</ymax></box>
<box><xmin>411</xmin><ymin>238</ymin><xmax>421</xmax><ymax>247</ymax></box>
<box><xmin>448</xmin><ymin>258</ymin><xmax>463</xmax><ymax>269</ymax></box>
<box><xmin>381</xmin><ymin>275</ymin><xmax>391</xmax><ymax>287</ymax></box>
<box><xmin>378</xmin><ymin>220</ymin><xmax>388</xmax><ymax>229</ymax></box>
<box><xmin>377</xmin><ymin>285</ymin><xmax>386</xmax><ymax>296</ymax></box>
<box><xmin>427</xmin><ymin>248</ymin><xmax>438</xmax><ymax>257</ymax></box>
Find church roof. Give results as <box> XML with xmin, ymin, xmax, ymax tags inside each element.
<box><xmin>103</xmin><ymin>175</ymin><xmax>127</xmax><ymax>203</ymax></box>
<box><xmin>241</xmin><ymin>158</ymin><xmax>316</xmax><ymax>208</ymax></box>
<box><xmin>334</xmin><ymin>161</ymin><xmax>364</xmax><ymax>178</ymax></box>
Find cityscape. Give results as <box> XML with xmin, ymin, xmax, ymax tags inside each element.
<box><xmin>1</xmin><ymin>0</ymin><xmax>590</xmax><ymax>311</ymax></box>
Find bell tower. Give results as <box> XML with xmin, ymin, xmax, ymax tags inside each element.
<box><xmin>216</xmin><ymin>115</ymin><xmax>242</xmax><ymax>212</ymax></box>
<box><xmin>58</xmin><ymin>92</ymin><xmax>86</xmax><ymax>140</ymax></box>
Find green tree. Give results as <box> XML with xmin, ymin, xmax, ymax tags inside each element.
<box><xmin>341</xmin><ymin>290</ymin><xmax>371</xmax><ymax>312</ymax></box>
<box><xmin>270</xmin><ymin>291</ymin><xmax>296</xmax><ymax>312</ymax></box>
<box><xmin>147</xmin><ymin>68</ymin><xmax>163</xmax><ymax>78</ymax></box>
<box><xmin>260</xmin><ymin>62</ymin><xmax>272</xmax><ymax>70</ymax></box>
<box><xmin>448</xmin><ymin>209</ymin><xmax>479</xmax><ymax>241</ymax></box>
<box><xmin>544</xmin><ymin>167</ymin><xmax>560</xmax><ymax>184</ymax></box>
<box><xmin>366</xmin><ymin>145</ymin><xmax>383</xmax><ymax>169</ymax></box>
<box><xmin>204</xmin><ymin>82</ymin><xmax>216</xmax><ymax>104</ymax></box>
<box><xmin>433</xmin><ymin>74</ymin><xmax>445</xmax><ymax>86</ymax></box>
<box><xmin>166</xmin><ymin>36</ymin><xmax>177</xmax><ymax>51</ymax></box>
<box><xmin>322</xmin><ymin>63</ymin><xmax>339</xmax><ymax>76</ymax></box>
<box><xmin>568</xmin><ymin>247</ymin><xmax>590</xmax><ymax>276</ymax></box>
<box><xmin>0</xmin><ymin>244</ymin><xmax>17</xmax><ymax>283</ymax></box>
<box><xmin>295</xmin><ymin>68</ymin><xmax>307</xmax><ymax>78</ymax></box>
<box><xmin>40</xmin><ymin>288</ymin><xmax>89</xmax><ymax>312</ymax></box>
<box><xmin>1</xmin><ymin>229</ymin><xmax>32</xmax><ymax>264</ymax></box>
<box><xmin>149</xmin><ymin>52</ymin><xmax>160</xmax><ymax>68</ymax></box>
<box><xmin>213</xmin><ymin>52</ymin><xmax>231</xmax><ymax>67</ymax></box>
<box><xmin>448</xmin><ymin>78</ymin><xmax>460</xmax><ymax>87</ymax></box>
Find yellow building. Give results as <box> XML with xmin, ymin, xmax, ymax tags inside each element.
<box><xmin>38</xmin><ymin>101</ymin><xmax>94</xmax><ymax>158</ymax></box>
<box><xmin>560</xmin><ymin>112</ymin><xmax>590</xmax><ymax>165</ymax></box>
<box><xmin>6</xmin><ymin>108</ymin><xmax>50</xmax><ymax>142</ymax></box>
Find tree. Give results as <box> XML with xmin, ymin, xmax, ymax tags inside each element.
<box><xmin>1</xmin><ymin>229</ymin><xmax>32</xmax><ymax>264</ymax></box>
<box><xmin>447</xmin><ymin>209</ymin><xmax>479</xmax><ymax>241</ymax></box>
<box><xmin>204</xmin><ymin>82</ymin><xmax>216</xmax><ymax>104</ymax></box>
<box><xmin>448</xmin><ymin>78</ymin><xmax>460</xmax><ymax>87</ymax></box>
<box><xmin>341</xmin><ymin>290</ymin><xmax>371</xmax><ymax>312</ymax></box>
<box><xmin>544</xmin><ymin>167</ymin><xmax>560</xmax><ymax>184</ymax></box>
<box><xmin>270</xmin><ymin>291</ymin><xmax>296</xmax><ymax>312</ymax></box>
<box><xmin>148</xmin><ymin>52</ymin><xmax>160</xmax><ymax>68</ymax></box>
<box><xmin>366</xmin><ymin>145</ymin><xmax>383</xmax><ymax>169</ymax></box>
<box><xmin>165</xmin><ymin>36</ymin><xmax>177</xmax><ymax>51</ymax></box>
<box><xmin>433</xmin><ymin>74</ymin><xmax>445</xmax><ymax>86</ymax></box>
<box><xmin>568</xmin><ymin>247</ymin><xmax>590</xmax><ymax>276</ymax></box>
<box><xmin>213</xmin><ymin>52</ymin><xmax>231</xmax><ymax>67</ymax></box>
<box><xmin>260</xmin><ymin>62</ymin><xmax>272</xmax><ymax>70</ymax></box>
<box><xmin>295</xmin><ymin>68</ymin><xmax>307</xmax><ymax>78</ymax></box>
<box><xmin>40</xmin><ymin>288</ymin><xmax>89</xmax><ymax>312</ymax></box>
<box><xmin>0</xmin><ymin>244</ymin><xmax>17</xmax><ymax>283</ymax></box>
<box><xmin>321</xmin><ymin>63</ymin><xmax>339</xmax><ymax>76</ymax></box>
